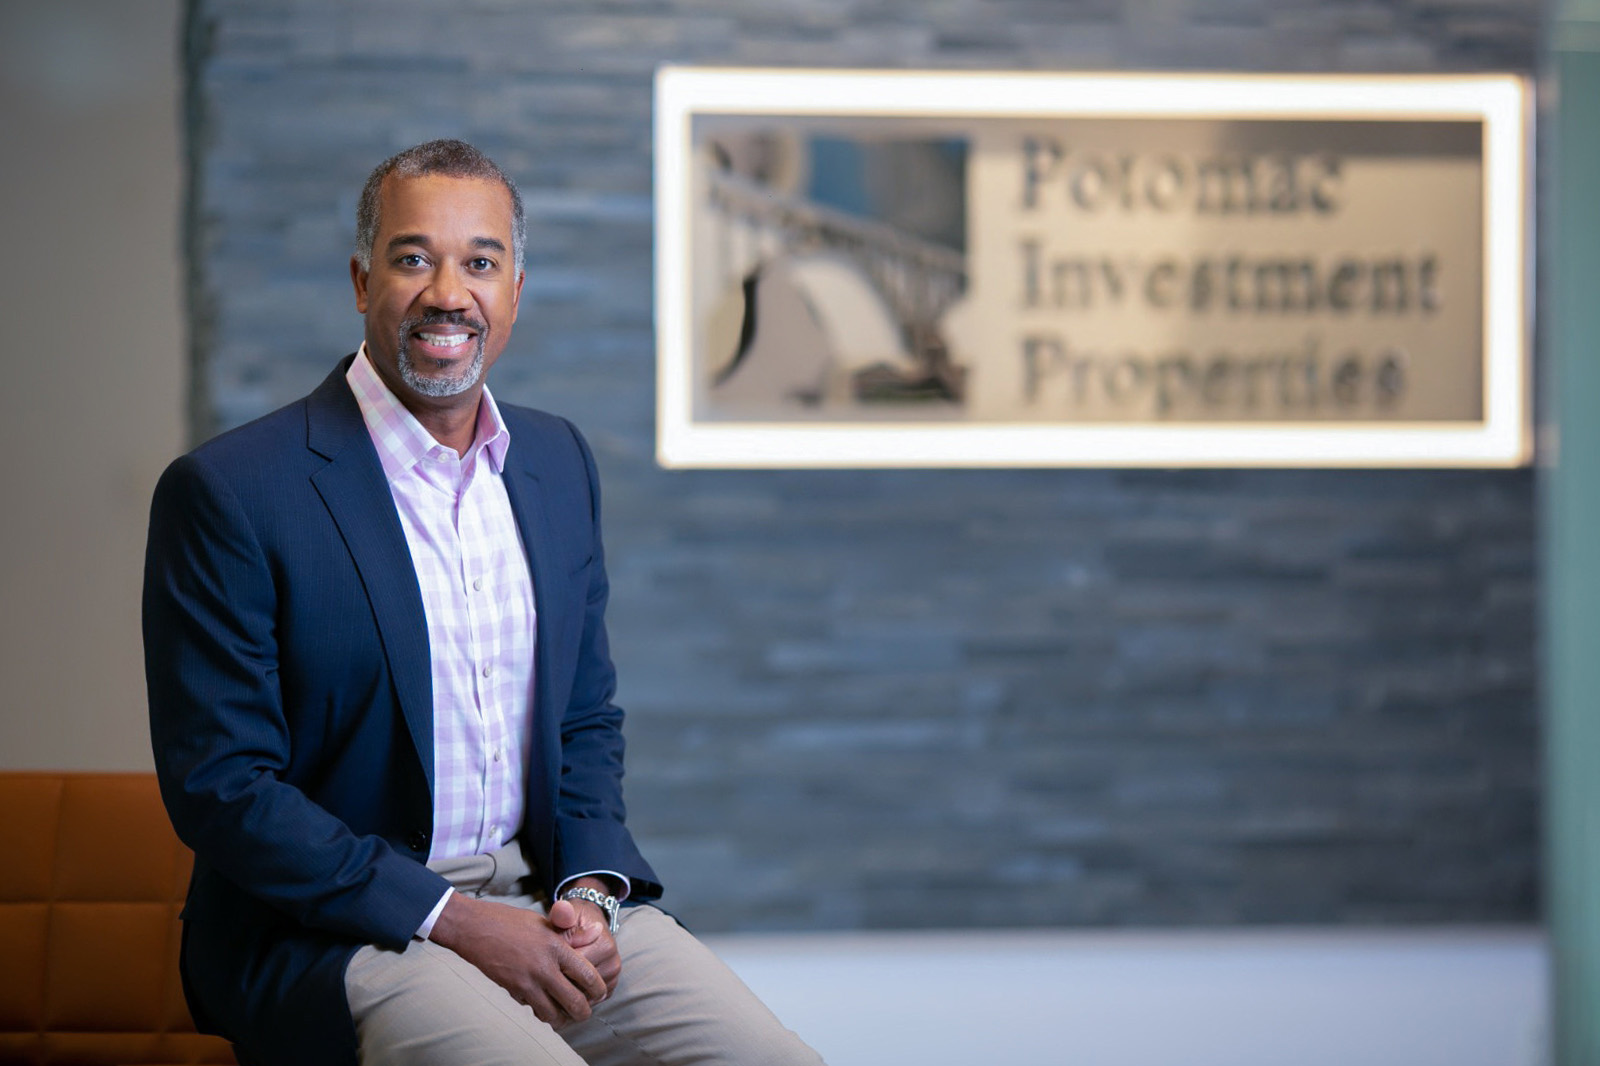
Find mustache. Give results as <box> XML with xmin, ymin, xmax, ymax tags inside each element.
<box><xmin>401</xmin><ymin>311</ymin><xmax>487</xmax><ymax>335</ymax></box>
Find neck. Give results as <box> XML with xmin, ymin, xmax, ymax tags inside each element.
<box><xmin>402</xmin><ymin>388</ymin><xmax>482</xmax><ymax>457</ymax></box>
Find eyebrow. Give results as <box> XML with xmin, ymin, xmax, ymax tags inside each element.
<box><xmin>385</xmin><ymin>234</ymin><xmax>508</xmax><ymax>254</ymax></box>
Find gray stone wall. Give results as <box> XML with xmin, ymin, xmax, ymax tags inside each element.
<box><xmin>186</xmin><ymin>0</ymin><xmax>1539</xmax><ymax>932</ymax></box>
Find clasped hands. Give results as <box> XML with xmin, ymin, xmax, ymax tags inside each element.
<box><xmin>429</xmin><ymin>887</ymin><xmax>621</xmax><ymax>1028</ymax></box>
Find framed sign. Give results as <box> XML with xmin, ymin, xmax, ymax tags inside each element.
<box><xmin>654</xmin><ymin>68</ymin><xmax>1530</xmax><ymax>468</ymax></box>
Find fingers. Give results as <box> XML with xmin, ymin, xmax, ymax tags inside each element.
<box><xmin>578</xmin><ymin>926</ymin><xmax>619</xmax><ymax>984</ymax></box>
<box><xmin>571</xmin><ymin>933</ymin><xmax>620</xmax><ymax>996</ymax></box>
<box><xmin>557</xmin><ymin>940</ymin><xmax>609</xmax><ymax>1006</ymax></box>
<box><xmin>522</xmin><ymin>987</ymin><xmax>584</xmax><ymax>1029</ymax></box>
<box><xmin>533</xmin><ymin>986</ymin><xmax>591</xmax><ymax>1028</ymax></box>
<box><xmin>547</xmin><ymin>897</ymin><xmax>579</xmax><ymax>932</ymax></box>
<box><xmin>517</xmin><ymin>941</ymin><xmax>601</xmax><ymax>1026</ymax></box>
<box><xmin>594</xmin><ymin>948</ymin><xmax>621</xmax><ymax>997</ymax></box>
<box><xmin>432</xmin><ymin>896</ymin><xmax>608</xmax><ymax>1026</ymax></box>
<box><xmin>558</xmin><ymin>911</ymin><xmax>620</xmax><ymax>995</ymax></box>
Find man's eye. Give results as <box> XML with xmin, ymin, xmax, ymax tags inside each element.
<box><xmin>468</xmin><ymin>257</ymin><xmax>494</xmax><ymax>271</ymax></box>
<box><xmin>396</xmin><ymin>253</ymin><xmax>426</xmax><ymax>268</ymax></box>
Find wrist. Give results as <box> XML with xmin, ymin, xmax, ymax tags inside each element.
<box><xmin>427</xmin><ymin>891</ymin><xmax>481</xmax><ymax>951</ymax></box>
<box><xmin>567</xmin><ymin>874</ymin><xmax>622</xmax><ymax>896</ymax></box>
<box><xmin>558</xmin><ymin>884</ymin><xmax>620</xmax><ymax>933</ymax></box>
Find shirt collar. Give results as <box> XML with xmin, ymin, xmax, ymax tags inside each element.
<box><xmin>346</xmin><ymin>345</ymin><xmax>511</xmax><ymax>480</ymax></box>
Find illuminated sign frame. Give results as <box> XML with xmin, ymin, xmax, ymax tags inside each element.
<box><xmin>654</xmin><ymin>68</ymin><xmax>1531</xmax><ymax>468</ymax></box>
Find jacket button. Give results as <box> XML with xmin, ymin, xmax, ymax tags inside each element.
<box><xmin>407</xmin><ymin>830</ymin><xmax>429</xmax><ymax>852</ymax></box>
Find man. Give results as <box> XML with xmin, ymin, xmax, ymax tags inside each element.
<box><xmin>144</xmin><ymin>139</ymin><xmax>823</xmax><ymax>1066</ymax></box>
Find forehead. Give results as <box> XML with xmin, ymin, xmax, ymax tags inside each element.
<box><xmin>375</xmin><ymin>173</ymin><xmax>515</xmax><ymax>244</ymax></box>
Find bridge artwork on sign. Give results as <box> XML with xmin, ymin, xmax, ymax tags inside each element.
<box><xmin>697</xmin><ymin>131</ymin><xmax>972</xmax><ymax>419</ymax></box>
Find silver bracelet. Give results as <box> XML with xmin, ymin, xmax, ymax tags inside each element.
<box><xmin>559</xmin><ymin>885</ymin><xmax>620</xmax><ymax>933</ymax></box>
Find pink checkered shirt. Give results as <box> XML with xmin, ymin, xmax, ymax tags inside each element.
<box><xmin>347</xmin><ymin>349</ymin><xmax>537</xmax><ymax>865</ymax></box>
<box><xmin>347</xmin><ymin>350</ymin><xmax>629</xmax><ymax>935</ymax></box>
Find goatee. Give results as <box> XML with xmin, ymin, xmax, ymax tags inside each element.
<box><xmin>396</xmin><ymin>312</ymin><xmax>488</xmax><ymax>398</ymax></box>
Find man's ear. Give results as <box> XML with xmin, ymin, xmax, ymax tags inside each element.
<box><xmin>351</xmin><ymin>256</ymin><xmax>369</xmax><ymax>313</ymax></box>
<box><xmin>509</xmin><ymin>269</ymin><xmax>525</xmax><ymax>325</ymax></box>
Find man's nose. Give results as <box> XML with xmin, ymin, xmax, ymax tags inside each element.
<box><xmin>422</xmin><ymin>263</ymin><xmax>471</xmax><ymax>311</ymax></box>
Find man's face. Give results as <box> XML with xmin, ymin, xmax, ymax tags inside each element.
<box><xmin>352</xmin><ymin>173</ymin><xmax>524</xmax><ymax>412</ymax></box>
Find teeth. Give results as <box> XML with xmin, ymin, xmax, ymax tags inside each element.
<box><xmin>417</xmin><ymin>332</ymin><xmax>470</xmax><ymax>348</ymax></box>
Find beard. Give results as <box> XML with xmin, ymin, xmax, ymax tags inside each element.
<box><xmin>396</xmin><ymin>312</ymin><xmax>488</xmax><ymax>398</ymax></box>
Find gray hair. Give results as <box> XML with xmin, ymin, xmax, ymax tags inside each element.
<box><xmin>354</xmin><ymin>139</ymin><xmax>526</xmax><ymax>272</ymax></box>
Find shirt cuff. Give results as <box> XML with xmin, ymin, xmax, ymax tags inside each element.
<box><xmin>555</xmin><ymin>871</ymin><xmax>632</xmax><ymax>903</ymax></box>
<box><xmin>416</xmin><ymin>887</ymin><xmax>453</xmax><ymax>940</ymax></box>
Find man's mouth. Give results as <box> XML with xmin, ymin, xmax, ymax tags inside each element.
<box><xmin>414</xmin><ymin>330</ymin><xmax>473</xmax><ymax>350</ymax></box>
<box><xmin>403</xmin><ymin>314</ymin><xmax>485</xmax><ymax>361</ymax></box>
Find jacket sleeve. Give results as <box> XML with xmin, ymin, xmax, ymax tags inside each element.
<box><xmin>549</xmin><ymin>421</ymin><xmax>663</xmax><ymax>900</ymax></box>
<box><xmin>144</xmin><ymin>452</ymin><xmax>449</xmax><ymax>948</ymax></box>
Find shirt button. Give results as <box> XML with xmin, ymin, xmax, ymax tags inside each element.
<box><xmin>482</xmin><ymin>663</ymin><xmax>492</xmax><ymax>678</ymax></box>
<box><xmin>473</xmin><ymin>577</ymin><xmax>483</xmax><ymax>592</ymax></box>
<box><xmin>492</xmin><ymin>748</ymin><xmax>502</xmax><ymax>763</ymax></box>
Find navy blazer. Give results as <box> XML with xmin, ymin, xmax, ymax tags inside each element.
<box><xmin>143</xmin><ymin>358</ymin><xmax>660</xmax><ymax>1065</ymax></box>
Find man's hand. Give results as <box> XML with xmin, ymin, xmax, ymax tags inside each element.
<box><xmin>549</xmin><ymin>882</ymin><xmax>621</xmax><ymax>999</ymax></box>
<box><xmin>428</xmin><ymin>893</ymin><xmax>607</xmax><ymax>1027</ymax></box>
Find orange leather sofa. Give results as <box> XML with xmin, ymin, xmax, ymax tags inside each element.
<box><xmin>0</xmin><ymin>772</ymin><xmax>236</xmax><ymax>1066</ymax></box>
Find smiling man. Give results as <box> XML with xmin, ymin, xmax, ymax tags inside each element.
<box><xmin>144</xmin><ymin>140</ymin><xmax>824</xmax><ymax>1066</ymax></box>
<box><xmin>354</xmin><ymin>169</ymin><xmax>521</xmax><ymax>418</ymax></box>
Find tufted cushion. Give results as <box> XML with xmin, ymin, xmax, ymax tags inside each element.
<box><xmin>0</xmin><ymin>773</ymin><xmax>236</xmax><ymax>1065</ymax></box>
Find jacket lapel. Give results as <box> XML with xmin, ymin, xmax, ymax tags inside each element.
<box><xmin>303</xmin><ymin>359</ymin><xmax>436</xmax><ymax>792</ymax></box>
<box><xmin>499</xmin><ymin>432</ymin><xmax>561</xmax><ymax>874</ymax></box>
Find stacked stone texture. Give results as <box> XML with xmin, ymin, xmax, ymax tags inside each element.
<box><xmin>187</xmin><ymin>0</ymin><xmax>1539</xmax><ymax>931</ymax></box>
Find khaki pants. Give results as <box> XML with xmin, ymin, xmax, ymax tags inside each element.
<box><xmin>345</xmin><ymin>845</ymin><xmax>825</xmax><ymax>1066</ymax></box>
